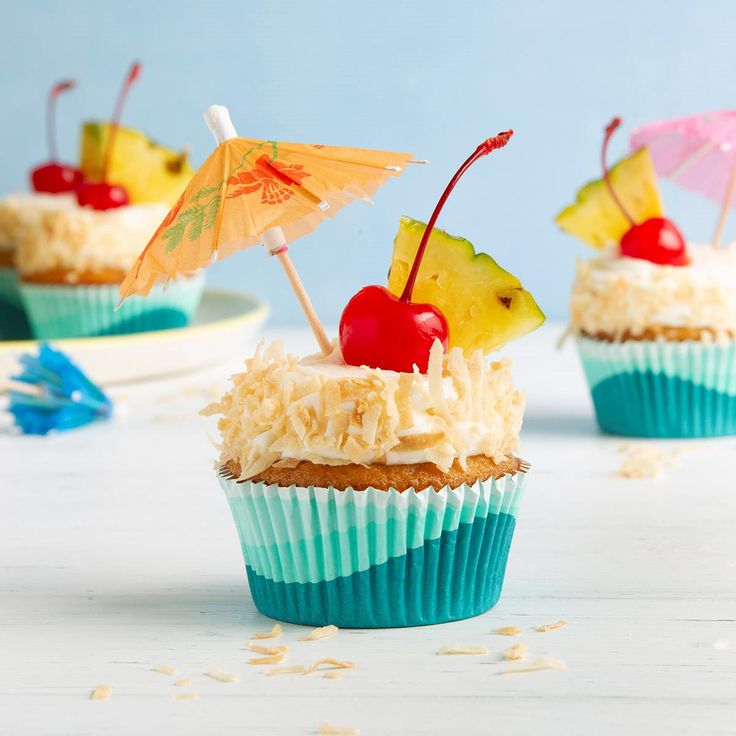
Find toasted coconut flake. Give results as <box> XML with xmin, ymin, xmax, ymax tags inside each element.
<box><xmin>305</xmin><ymin>658</ymin><xmax>355</xmax><ymax>675</ymax></box>
<box><xmin>503</xmin><ymin>643</ymin><xmax>528</xmax><ymax>661</ymax></box>
<box><xmin>535</xmin><ymin>620</ymin><xmax>567</xmax><ymax>633</ymax></box>
<box><xmin>265</xmin><ymin>665</ymin><xmax>308</xmax><ymax>676</ymax></box>
<box><xmin>174</xmin><ymin>678</ymin><xmax>192</xmax><ymax>687</ymax></box>
<box><xmin>152</xmin><ymin>664</ymin><xmax>180</xmax><ymax>676</ymax></box>
<box><xmin>299</xmin><ymin>624</ymin><xmax>338</xmax><ymax>642</ymax></box>
<box><xmin>245</xmin><ymin>642</ymin><xmax>288</xmax><ymax>656</ymax></box>
<box><xmin>494</xmin><ymin>626</ymin><xmax>521</xmax><ymax>636</ymax></box>
<box><xmin>323</xmin><ymin>670</ymin><xmax>343</xmax><ymax>680</ymax></box>
<box><xmin>249</xmin><ymin>652</ymin><xmax>287</xmax><ymax>665</ymax></box>
<box><xmin>500</xmin><ymin>657</ymin><xmax>567</xmax><ymax>675</ymax></box>
<box><xmin>205</xmin><ymin>667</ymin><xmax>241</xmax><ymax>683</ymax></box>
<box><xmin>615</xmin><ymin>444</ymin><xmax>683</xmax><ymax>479</ymax></box>
<box><xmin>90</xmin><ymin>684</ymin><xmax>112</xmax><ymax>701</ymax></box>
<box><xmin>318</xmin><ymin>724</ymin><xmax>361</xmax><ymax>735</ymax></box>
<box><xmin>437</xmin><ymin>645</ymin><xmax>488</xmax><ymax>656</ymax></box>
<box><xmin>252</xmin><ymin>623</ymin><xmax>282</xmax><ymax>640</ymax></box>
<box><xmin>171</xmin><ymin>692</ymin><xmax>200</xmax><ymax>701</ymax></box>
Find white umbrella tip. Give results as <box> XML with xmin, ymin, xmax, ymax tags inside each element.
<box><xmin>204</xmin><ymin>105</ymin><xmax>238</xmax><ymax>144</ymax></box>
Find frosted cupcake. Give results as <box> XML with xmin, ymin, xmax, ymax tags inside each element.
<box><xmin>17</xmin><ymin>202</ymin><xmax>203</xmax><ymax>338</ymax></box>
<box><xmin>0</xmin><ymin>194</ymin><xmax>73</xmax><ymax>339</ymax></box>
<box><xmin>15</xmin><ymin>63</ymin><xmax>201</xmax><ymax>339</ymax></box>
<box><xmin>557</xmin><ymin>118</ymin><xmax>736</xmax><ymax>437</ymax></box>
<box><xmin>206</xmin><ymin>133</ymin><xmax>545</xmax><ymax>627</ymax></box>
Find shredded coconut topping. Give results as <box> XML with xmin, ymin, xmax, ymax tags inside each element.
<box><xmin>0</xmin><ymin>193</ymin><xmax>75</xmax><ymax>254</ymax></box>
<box><xmin>203</xmin><ymin>341</ymin><xmax>524</xmax><ymax>476</ymax></box>
<box><xmin>437</xmin><ymin>645</ymin><xmax>489</xmax><ymax>656</ymax></box>
<box><xmin>14</xmin><ymin>200</ymin><xmax>168</xmax><ymax>276</ymax></box>
<box><xmin>251</xmin><ymin>623</ymin><xmax>282</xmax><ymax>640</ymax></box>
<box><xmin>299</xmin><ymin>625</ymin><xmax>338</xmax><ymax>642</ymax></box>
<box><xmin>494</xmin><ymin>626</ymin><xmax>521</xmax><ymax>636</ymax></box>
<box><xmin>570</xmin><ymin>246</ymin><xmax>736</xmax><ymax>341</ymax></box>
<box><xmin>90</xmin><ymin>684</ymin><xmax>112</xmax><ymax>701</ymax></box>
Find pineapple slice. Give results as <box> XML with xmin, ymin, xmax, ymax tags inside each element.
<box><xmin>79</xmin><ymin>122</ymin><xmax>194</xmax><ymax>206</ymax></box>
<box><xmin>555</xmin><ymin>147</ymin><xmax>664</xmax><ymax>248</ymax></box>
<box><xmin>387</xmin><ymin>217</ymin><xmax>545</xmax><ymax>355</ymax></box>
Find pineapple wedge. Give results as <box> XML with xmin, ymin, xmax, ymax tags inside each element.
<box><xmin>555</xmin><ymin>147</ymin><xmax>664</xmax><ymax>248</ymax></box>
<box><xmin>80</xmin><ymin>122</ymin><xmax>193</xmax><ymax>206</ymax></box>
<box><xmin>387</xmin><ymin>217</ymin><xmax>545</xmax><ymax>355</ymax></box>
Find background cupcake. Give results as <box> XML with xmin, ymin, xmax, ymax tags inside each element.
<box><xmin>14</xmin><ymin>63</ymin><xmax>201</xmax><ymax>339</ymax></box>
<box><xmin>557</xmin><ymin>117</ymin><xmax>736</xmax><ymax>438</ymax></box>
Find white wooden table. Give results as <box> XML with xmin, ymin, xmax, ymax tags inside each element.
<box><xmin>1</xmin><ymin>325</ymin><xmax>734</xmax><ymax>735</ymax></box>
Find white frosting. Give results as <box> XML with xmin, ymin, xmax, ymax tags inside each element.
<box><xmin>203</xmin><ymin>341</ymin><xmax>525</xmax><ymax>477</ymax></box>
<box><xmin>15</xmin><ymin>200</ymin><xmax>169</xmax><ymax>277</ymax></box>
<box><xmin>570</xmin><ymin>244</ymin><xmax>736</xmax><ymax>339</ymax></box>
<box><xmin>0</xmin><ymin>193</ymin><xmax>75</xmax><ymax>254</ymax></box>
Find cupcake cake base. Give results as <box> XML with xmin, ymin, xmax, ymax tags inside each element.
<box><xmin>578</xmin><ymin>336</ymin><xmax>736</xmax><ymax>438</ymax></box>
<box><xmin>220</xmin><ymin>464</ymin><xmax>526</xmax><ymax>628</ymax></box>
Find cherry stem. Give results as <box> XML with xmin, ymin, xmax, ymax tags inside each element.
<box><xmin>400</xmin><ymin>131</ymin><xmax>514</xmax><ymax>302</ymax></box>
<box><xmin>102</xmin><ymin>61</ymin><xmax>141</xmax><ymax>182</ymax></box>
<box><xmin>601</xmin><ymin>117</ymin><xmax>635</xmax><ymax>226</ymax></box>
<box><xmin>46</xmin><ymin>80</ymin><xmax>75</xmax><ymax>162</ymax></box>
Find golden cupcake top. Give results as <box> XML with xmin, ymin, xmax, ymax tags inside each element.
<box><xmin>203</xmin><ymin>340</ymin><xmax>525</xmax><ymax>479</ymax></box>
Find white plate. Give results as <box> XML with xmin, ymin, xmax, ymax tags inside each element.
<box><xmin>0</xmin><ymin>289</ymin><xmax>269</xmax><ymax>385</ymax></box>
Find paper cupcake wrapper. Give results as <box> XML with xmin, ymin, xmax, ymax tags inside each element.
<box><xmin>0</xmin><ymin>266</ymin><xmax>32</xmax><ymax>340</ymax></box>
<box><xmin>578</xmin><ymin>336</ymin><xmax>736</xmax><ymax>438</ymax></box>
<box><xmin>220</xmin><ymin>472</ymin><xmax>527</xmax><ymax>628</ymax></box>
<box><xmin>20</xmin><ymin>274</ymin><xmax>204</xmax><ymax>339</ymax></box>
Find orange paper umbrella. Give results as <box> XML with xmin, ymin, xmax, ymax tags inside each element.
<box><xmin>119</xmin><ymin>105</ymin><xmax>416</xmax><ymax>353</ymax></box>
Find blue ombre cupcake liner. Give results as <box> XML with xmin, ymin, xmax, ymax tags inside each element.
<box><xmin>578</xmin><ymin>336</ymin><xmax>736</xmax><ymax>438</ymax></box>
<box><xmin>0</xmin><ymin>266</ymin><xmax>32</xmax><ymax>340</ymax></box>
<box><xmin>19</xmin><ymin>274</ymin><xmax>204</xmax><ymax>339</ymax></box>
<box><xmin>220</xmin><ymin>471</ymin><xmax>527</xmax><ymax>628</ymax></box>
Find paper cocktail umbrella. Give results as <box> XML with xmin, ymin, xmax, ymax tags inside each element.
<box><xmin>119</xmin><ymin>106</ymin><xmax>417</xmax><ymax>352</ymax></box>
<box><xmin>3</xmin><ymin>344</ymin><xmax>112</xmax><ymax>435</ymax></box>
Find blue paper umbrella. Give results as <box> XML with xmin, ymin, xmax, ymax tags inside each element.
<box><xmin>7</xmin><ymin>343</ymin><xmax>113</xmax><ymax>435</ymax></box>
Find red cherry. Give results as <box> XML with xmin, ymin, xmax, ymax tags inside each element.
<box><xmin>601</xmin><ymin>117</ymin><xmax>689</xmax><ymax>267</ymax></box>
<box><xmin>340</xmin><ymin>286</ymin><xmax>448</xmax><ymax>373</ymax></box>
<box><xmin>30</xmin><ymin>79</ymin><xmax>81</xmax><ymax>194</ymax></box>
<box><xmin>339</xmin><ymin>131</ymin><xmax>513</xmax><ymax>373</ymax></box>
<box><xmin>31</xmin><ymin>162</ymin><xmax>83</xmax><ymax>194</ymax></box>
<box><xmin>77</xmin><ymin>181</ymin><xmax>129</xmax><ymax>210</ymax></box>
<box><xmin>620</xmin><ymin>217</ymin><xmax>689</xmax><ymax>266</ymax></box>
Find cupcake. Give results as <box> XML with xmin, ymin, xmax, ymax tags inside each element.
<box><xmin>0</xmin><ymin>194</ymin><xmax>73</xmax><ymax>339</ymax></box>
<box><xmin>17</xmin><ymin>202</ymin><xmax>203</xmax><ymax>338</ymax></box>
<box><xmin>14</xmin><ymin>63</ymin><xmax>202</xmax><ymax>339</ymax></box>
<box><xmin>557</xmin><ymin>117</ymin><xmax>736</xmax><ymax>437</ymax></box>
<box><xmin>205</xmin><ymin>133</ymin><xmax>545</xmax><ymax>627</ymax></box>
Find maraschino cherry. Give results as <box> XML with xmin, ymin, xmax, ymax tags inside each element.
<box><xmin>31</xmin><ymin>80</ymin><xmax>83</xmax><ymax>194</ymax></box>
<box><xmin>339</xmin><ymin>131</ymin><xmax>514</xmax><ymax>373</ymax></box>
<box><xmin>77</xmin><ymin>62</ymin><xmax>141</xmax><ymax>211</ymax></box>
<box><xmin>602</xmin><ymin>117</ymin><xmax>688</xmax><ymax>266</ymax></box>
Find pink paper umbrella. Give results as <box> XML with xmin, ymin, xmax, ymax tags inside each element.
<box><xmin>630</xmin><ymin>110</ymin><xmax>736</xmax><ymax>247</ymax></box>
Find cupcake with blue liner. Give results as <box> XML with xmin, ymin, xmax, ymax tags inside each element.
<box><xmin>557</xmin><ymin>117</ymin><xmax>736</xmax><ymax>438</ymax></box>
<box><xmin>0</xmin><ymin>194</ymin><xmax>74</xmax><ymax>340</ymax></box>
<box><xmin>205</xmin><ymin>131</ymin><xmax>544</xmax><ymax>627</ymax></box>
<box><xmin>16</xmin><ymin>202</ymin><xmax>203</xmax><ymax>338</ymax></box>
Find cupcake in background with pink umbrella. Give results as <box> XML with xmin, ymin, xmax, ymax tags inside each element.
<box><xmin>556</xmin><ymin>114</ymin><xmax>736</xmax><ymax>438</ymax></box>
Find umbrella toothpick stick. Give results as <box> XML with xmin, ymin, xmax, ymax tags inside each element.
<box><xmin>204</xmin><ymin>106</ymin><xmax>332</xmax><ymax>355</ymax></box>
<box><xmin>712</xmin><ymin>159</ymin><xmax>736</xmax><ymax>249</ymax></box>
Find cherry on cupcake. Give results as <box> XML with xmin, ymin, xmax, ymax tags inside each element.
<box><xmin>339</xmin><ymin>131</ymin><xmax>514</xmax><ymax>373</ymax></box>
<box><xmin>77</xmin><ymin>62</ymin><xmax>141</xmax><ymax>211</ymax></box>
<box><xmin>602</xmin><ymin>117</ymin><xmax>689</xmax><ymax>266</ymax></box>
<box><xmin>31</xmin><ymin>80</ymin><xmax>83</xmax><ymax>194</ymax></box>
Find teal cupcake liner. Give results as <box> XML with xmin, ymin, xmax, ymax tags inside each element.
<box><xmin>577</xmin><ymin>336</ymin><xmax>736</xmax><ymax>438</ymax></box>
<box><xmin>220</xmin><ymin>471</ymin><xmax>527</xmax><ymax>628</ymax></box>
<box><xmin>19</xmin><ymin>274</ymin><xmax>204</xmax><ymax>339</ymax></box>
<box><xmin>0</xmin><ymin>266</ymin><xmax>32</xmax><ymax>340</ymax></box>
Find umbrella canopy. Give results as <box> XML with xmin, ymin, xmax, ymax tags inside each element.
<box><xmin>631</xmin><ymin>111</ymin><xmax>736</xmax><ymax>245</ymax></box>
<box><xmin>120</xmin><ymin>108</ymin><xmax>415</xmax><ymax>299</ymax></box>
<box><xmin>6</xmin><ymin>343</ymin><xmax>112</xmax><ymax>435</ymax></box>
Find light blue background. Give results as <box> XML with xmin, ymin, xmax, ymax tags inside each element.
<box><xmin>3</xmin><ymin>0</ymin><xmax>735</xmax><ymax>325</ymax></box>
